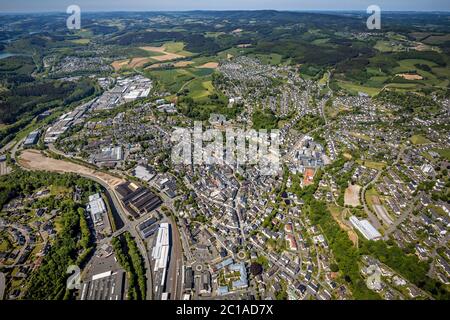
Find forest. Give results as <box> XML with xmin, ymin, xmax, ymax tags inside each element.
<box><xmin>111</xmin><ymin>232</ymin><xmax>147</xmax><ymax>300</ymax></box>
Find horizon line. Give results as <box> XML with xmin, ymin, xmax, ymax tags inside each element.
<box><xmin>1</xmin><ymin>9</ymin><xmax>450</xmax><ymax>14</ymax></box>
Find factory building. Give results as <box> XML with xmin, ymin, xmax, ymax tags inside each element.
<box><xmin>87</xmin><ymin>193</ymin><xmax>107</xmax><ymax>226</ymax></box>
<box><xmin>138</xmin><ymin>217</ymin><xmax>159</xmax><ymax>239</ymax></box>
<box><xmin>79</xmin><ymin>270</ymin><xmax>125</xmax><ymax>300</ymax></box>
<box><xmin>93</xmin><ymin>146</ymin><xmax>124</xmax><ymax>166</ymax></box>
<box><xmin>152</xmin><ymin>223</ymin><xmax>171</xmax><ymax>290</ymax></box>
<box><xmin>350</xmin><ymin>216</ymin><xmax>382</xmax><ymax>241</ymax></box>
<box><xmin>115</xmin><ymin>182</ymin><xmax>162</xmax><ymax>218</ymax></box>
<box><xmin>24</xmin><ymin>131</ymin><xmax>40</xmax><ymax>146</ymax></box>
<box><xmin>133</xmin><ymin>164</ymin><xmax>156</xmax><ymax>182</ymax></box>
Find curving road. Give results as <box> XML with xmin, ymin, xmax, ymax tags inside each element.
<box><xmin>17</xmin><ymin>149</ymin><xmax>155</xmax><ymax>300</ymax></box>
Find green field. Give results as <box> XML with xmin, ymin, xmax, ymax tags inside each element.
<box><xmin>365</xmin><ymin>188</ymin><xmax>381</xmax><ymax>212</ymax></box>
<box><xmin>422</xmin><ymin>34</ymin><xmax>450</xmax><ymax>45</ymax></box>
<box><xmin>357</xmin><ymin>160</ymin><xmax>387</xmax><ymax>171</ymax></box>
<box><xmin>49</xmin><ymin>185</ymin><xmax>72</xmax><ymax>196</ymax></box>
<box><xmin>374</xmin><ymin>40</ymin><xmax>404</xmax><ymax>52</ymax></box>
<box><xmin>204</xmin><ymin>31</ymin><xmax>226</xmax><ymax>38</ymax></box>
<box><xmin>217</xmin><ymin>47</ymin><xmax>252</xmax><ymax>60</ymax></box>
<box><xmin>75</xmin><ymin>29</ymin><xmax>94</xmax><ymax>38</ymax></box>
<box><xmin>70</xmin><ymin>38</ymin><xmax>90</xmax><ymax>45</ymax></box>
<box><xmin>337</xmin><ymin>81</ymin><xmax>381</xmax><ymax>96</ymax></box>
<box><xmin>163</xmin><ymin>41</ymin><xmax>194</xmax><ymax>56</ymax></box>
<box><xmin>410</xmin><ymin>134</ymin><xmax>432</xmax><ymax>145</ymax></box>
<box><xmin>318</xmin><ymin>71</ymin><xmax>330</xmax><ymax>85</ymax></box>
<box><xmin>336</xmin><ymin>42</ymin><xmax>450</xmax><ymax>95</ymax></box>
<box><xmin>0</xmin><ymin>234</ymin><xmax>12</xmax><ymax>252</ymax></box>
<box><xmin>389</xmin><ymin>59</ymin><xmax>449</xmax><ymax>89</ymax></box>
<box><xmin>189</xmin><ymin>55</ymin><xmax>220</xmax><ymax>67</ymax></box>
<box><xmin>312</xmin><ymin>38</ymin><xmax>330</xmax><ymax>45</ymax></box>
<box><xmin>248</xmin><ymin>53</ymin><xmax>283</xmax><ymax>65</ymax></box>
<box><xmin>365</xmin><ymin>76</ymin><xmax>389</xmax><ymax>87</ymax></box>
<box><xmin>146</xmin><ymin>62</ymin><xmax>220</xmax><ymax>102</ymax></box>
<box><xmin>146</xmin><ymin>68</ymin><xmax>195</xmax><ymax>92</ymax></box>
<box><xmin>186</xmin><ymin>80</ymin><xmax>215</xmax><ymax>99</ymax></box>
<box><xmin>432</xmin><ymin>148</ymin><xmax>450</xmax><ymax>161</ymax></box>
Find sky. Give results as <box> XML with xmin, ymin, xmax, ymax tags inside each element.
<box><xmin>1</xmin><ymin>0</ymin><xmax>449</xmax><ymax>13</ymax></box>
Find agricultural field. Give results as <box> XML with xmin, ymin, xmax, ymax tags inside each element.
<box><xmin>69</xmin><ymin>38</ymin><xmax>91</xmax><ymax>45</ymax></box>
<box><xmin>112</xmin><ymin>42</ymin><xmax>194</xmax><ymax>71</ymax></box>
<box><xmin>356</xmin><ymin>160</ymin><xmax>387</xmax><ymax>171</ymax></box>
<box><xmin>374</xmin><ymin>40</ymin><xmax>406</xmax><ymax>53</ymax></box>
<box><xmin>365</xmin><ymin>187</ymin><xmax>381</xmax><ymax>212</ymax></box>
<box><xmin>336</xmin><ymin>81</ymin><xmax>382</xmax><ymax>96</ymax></box>
<box><xmin>422</xmin><ymin>34</ymin><xmax>450</xmax><ymax>45</ymax></box>
<box><xmin>432</xmin><ymin>148</ymin><xmax>450</xmax><ymax>161</ymax></box>
<box><xmin>410</xmin><ymin>134</ymin><xmax>432</xmax><ymax>145</ymax></box>
<box><xmin>185</xmin><ymin>79</ymin><xmax>215</xmax><ymax>100</ymax></box>
<box><xmin>146</xmin><ymin>66</ymin><xmax>217</xmax><ymax>98</ymax></box>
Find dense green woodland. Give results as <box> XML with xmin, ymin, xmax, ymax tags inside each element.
<box><xmin>111</xmin><ymin>232</ymin><xmax>147</xmax><ymax>300</ymax></box>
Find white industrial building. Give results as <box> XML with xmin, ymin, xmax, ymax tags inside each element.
<box><xmin>133</xmin><ymin>164</ymin><xmax>156</xmax><ymax>182</ymax></box>
<box><xmin>94</xmin><ymin>146</ymin><xmax>124</xmax><ymax>164</ymax></box>
<box><xmin>349</xmin><ymin>216</ymin><xmax>382</xmax><ymax>241</ymax></box>
<box><xmin>88</xmin><ymin>193</ymin><xmax>107</xmax><ymax>226</ymax></box>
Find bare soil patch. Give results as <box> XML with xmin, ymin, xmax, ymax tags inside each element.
<box><xmin>397</xmin><ymin>73</ymin><xmax>423</xmax><ymax>80</ymax></box>
<box><xmin>344</xmin><ymin>184</ymin><xmax>361</xmax><ymax>207</ymax></box>
<box><xmin>196</xmin><ymin>62</ymin><xmax>219</xmax><ymax>69</ymax></box>
<box><xmin>19</xmin><ymin>150</ymin><xmax>125</xmax><ymax>188</ymax></box>
<box><xmin>112</xmin><ymin>59</ymin><xmax>129</xmax><ymax>71</ymax></box>
<box><xmin>330</xmin><ymin>207</ymin><xmax>359</xmax><ymax>247</ymax></box>
<box><xmin>174</xmin><ymin>61</ymin><xmax>194</xmax><ymax>67</ymax></box>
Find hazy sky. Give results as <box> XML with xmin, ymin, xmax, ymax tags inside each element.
<box><xmin>1</xmin><ymin>0</ymin><xmax>449</xmax><ymax>12</ymax></box>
